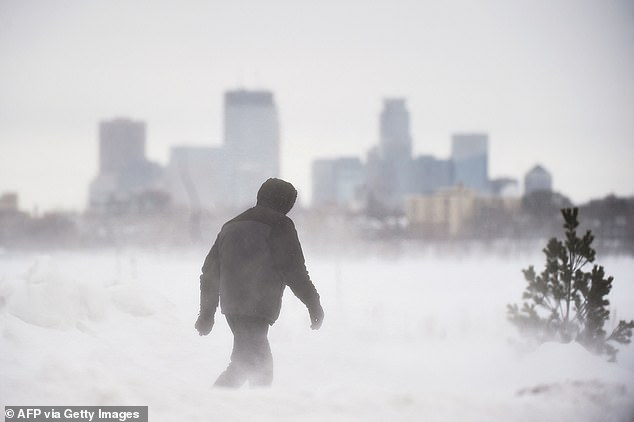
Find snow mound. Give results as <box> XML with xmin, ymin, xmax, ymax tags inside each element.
<box><xmin>521</xmin><ymin>341</ymin><xmax>630</xmax><ymax>383</ymax></box>
<box><xmin>0</xmin><ymin>255</ymin><xmax>162</xmax><ymax>331</ymax></box>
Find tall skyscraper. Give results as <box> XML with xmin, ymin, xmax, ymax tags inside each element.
<box><xmin>451</xmin><ymin>133</ymin><xmax>489</xmax><ymax>194</ymax></box>
<box><xmin>380</xmin><ymin>99</ymin><xmax>412</xmax><ymax>160</ymax></box>
<box><xmin>367</xmin><ymin>98</ymin><xmax>413</xmax><ymax>212</ymax></box>
<box><xmin>524</xmin><ymin>164</ymin><xmax>552</xmax><ymax>194</ymax></box>
<box><xmin>89</xmin><ymin>117</ymin><xmax>165</xmax><ymax>211</ymax></box>
<box><xmin>98</xmin><ymin>118</ymin><xmax>146</xmax><ymax>173</ymax></box>
<box><xmin>224</xmin><ymin>90</ymin><xmax>280</xmax><ymax>209</ymax></box>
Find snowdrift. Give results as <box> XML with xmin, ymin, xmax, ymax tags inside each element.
<box><xmin>1</xmin><ymin>251</ymin><xmax>633</xmax><ymax>422</ymax></box>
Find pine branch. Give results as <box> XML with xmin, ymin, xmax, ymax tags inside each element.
<box><xmin>557</xmin><ymin>300</ymin><xmax>564</xmax><ymax>321</ymax></box>
<box><xmin>542</xmin><ymin>295</ymin><xmax>557</xmax><ymax>313</ymax></box>
<box><xmin>606</xmin><ymin>320</ymin><xmax>634</xmax><ymax>345</ymax></box>
<box><xmin>574</xmin><ymin>300</ymin><xmax>588</xmax><ymax>323</ymax></box>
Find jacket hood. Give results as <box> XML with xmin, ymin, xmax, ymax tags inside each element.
<box><xmin>256</xmin><ymin>178</ymin><xmax>297</xmax><ymax>215</ymax></box>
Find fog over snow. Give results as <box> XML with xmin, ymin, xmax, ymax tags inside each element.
<box><xmin>1</xmin><ymin>249</ymin><xmax>633</xmax><ymax>421</ymax></box>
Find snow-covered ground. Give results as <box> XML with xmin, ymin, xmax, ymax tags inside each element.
<box><xmin>1</xmin><ymin>248</ymin><xmax>633</xmax><ymax>421</ymax></box>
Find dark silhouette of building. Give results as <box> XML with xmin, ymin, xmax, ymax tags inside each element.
<box><xmin>524</xmin><ymin>164</ymin><xmax>552</xmax><ymax>194</ymax></box>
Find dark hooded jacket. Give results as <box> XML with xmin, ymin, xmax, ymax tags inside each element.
<box><xmin>199</xmin><ymin>178</ymin><xmax>320</xmax><ymax>324</ymax></box>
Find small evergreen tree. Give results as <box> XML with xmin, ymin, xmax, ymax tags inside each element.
<box><xmin>508</xmin><ymin>207</ymin><xmax>634</xmax><ymax>361</ymax></box>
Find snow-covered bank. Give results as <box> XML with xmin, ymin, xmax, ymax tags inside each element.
<box><xmin>1</xmin><ymin>250</ymin><xmax>633</xmax><ymax>421</ymax></box>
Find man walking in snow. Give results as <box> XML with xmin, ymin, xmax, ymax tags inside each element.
<box><xmin>195</xmin><ymin>178</ymin><xmax>324</xmax><ymax>388</ymax></box>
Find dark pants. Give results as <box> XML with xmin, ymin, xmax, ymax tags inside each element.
<box><xmin>214</xmin><ymin>315</ymin><xmax>273</xmax><ymax>388</ymax></box>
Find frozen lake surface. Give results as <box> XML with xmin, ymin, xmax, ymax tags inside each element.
<box><xmin>1</xmin><ymin>248</ymin><xmax>633</xmax><ymax>421</ymax></box>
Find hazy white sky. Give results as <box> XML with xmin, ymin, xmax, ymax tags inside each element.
<box><xmin>1</xmin><ymin>0</ymin><xmax>633</xmax><ymax>212</ymax></box>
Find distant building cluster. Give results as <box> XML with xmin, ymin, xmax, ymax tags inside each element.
<box><xmin>88</xmin><ymin>89</ymin><xmax>280</xmax><ymax>214</ymax></box>
<box><xmin>406</xmin><ymin>185</ymin><xmax>521</xmax><ymax>237</ymax></box>
<box><xmin>3</xmin><ymin>90</ymin><xmax>634</xmax><ymax>249</ymax></box>
<box><xmin>87</xmin><ymin>92</ymin><xmax>556</xmax><ymax>236</ymax></box>
<box><xmin>312</xmin><ymin>98</ymin><xmax>553</xmax><ymax>219</ymax></box>
<box><xmin>312</xmin><ymin>157</ymin><xmax>366</xmax><ymax>211</ymax></box>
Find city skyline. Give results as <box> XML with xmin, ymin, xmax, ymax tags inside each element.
<box><xmin>1</xmin><ymin>0</ymin><xmax>633</xmax><ymax>212</ymax></box>
<box><xmin>83</xmin><ymin>98</ymin><xmax>556</xmax><ymax>216</ymax></box>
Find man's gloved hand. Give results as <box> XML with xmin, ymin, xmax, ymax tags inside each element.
<box><xmin>308</xmin><ymin>301</ymin><xmax>324</xmax><ymax>330</ymax></box>
<box><xmin>195</xmin><ymin>311</ymin><xmax>214</xmax><ymax>336</ymax></box>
